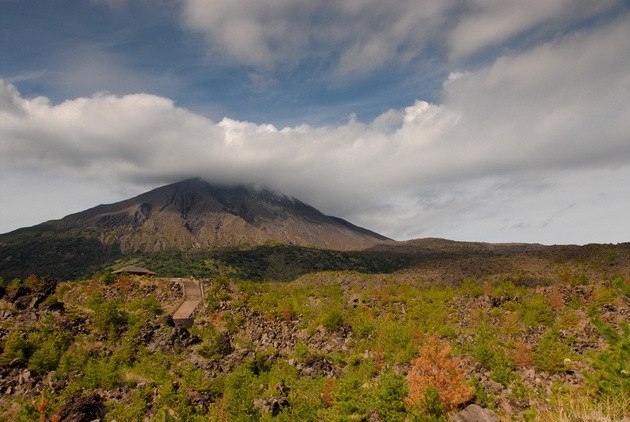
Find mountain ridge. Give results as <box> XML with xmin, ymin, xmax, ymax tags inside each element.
<box><xmin>49</xmin><ymin>177</ymin><xmax>390</xmax><ymax>252</ymax></box>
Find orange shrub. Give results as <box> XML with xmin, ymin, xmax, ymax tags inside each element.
<box><xmin>37</xmin><ymin>392</ymin><xmax>48</xmax><ymax>422</ymax></box>
<box><xmin>510</xmin><ymin>340</ymin><xmax>535</xmax><ymax>368</ymax></box>
<box><xmin>115</xmin><ymin>275</ymin><xmax>133</xmax><ymax>294</ymax></box>
<box><xmin>405</xmin><ymin>337</ymin><xmax>473</xmax><ymax>413</ymax></box>
<box><xmin>373</xmin><ymin>348</ymin><xmax>385</xmax><ymax>371</ymax></box>
<box><xmin>546</xmin><ymin>287</ymin><xmax>565</xmax><ymax>309</ymax></box>
<box><xmin>321</xmin><ymin>377</ymin><xmax>335</xmax><ymax>408</ymax></box>
<box><xmin>278</xmin><ymin>304</ymin><xmax>295</xmax><ymax>321</ymax></box>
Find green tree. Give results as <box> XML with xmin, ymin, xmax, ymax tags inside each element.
<box><xmin>587</xmin><ymin>276</ymin><xmax>630</xmax><ymax>405</ymax></box>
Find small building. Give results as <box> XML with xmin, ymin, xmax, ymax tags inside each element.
<box><xmin>112</xmin><ymin>266</ymin><xmax>156</xmax><ymax>276</ymax></box>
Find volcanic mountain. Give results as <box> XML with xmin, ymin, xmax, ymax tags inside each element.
<box><xmin>8</xmin><ymin>178</ymin><xmax>390</xmax><ymax>253</ymax></box>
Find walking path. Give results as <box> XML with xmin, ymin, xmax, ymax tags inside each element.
<box><xmin>172</xmin><ymin>278</ymin><xmax>203</xmax><ymax>328</ymax></box>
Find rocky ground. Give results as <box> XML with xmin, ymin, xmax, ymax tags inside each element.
<box><xmin>0</xmin><ymin>273</ymin><xmax>628</xmax><ymax>421</ymax></box>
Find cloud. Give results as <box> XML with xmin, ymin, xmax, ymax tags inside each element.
<box><xmin>181</xmin><ymin>0</ymin><xmax>454</xmax><ymax>76</ymax></box>
<box><xmin>442</xmin><ymin>14</ymin><xmax>630</xmax><ymax>173</ymax></box>
<box><xmin>448</xmin><ymin>0</ymin><xmax>620</xmax><ymax>59</ymax></box>
<box><xmin>47</xmin><ymin>46</ymin><xmax>183</xmax><ymax>100</ymax></box>
<box><xmin>1</xmin><ymin>15</ymin><xmax>629</xmax><ymax>242</ymax></box>
<box><xmin>180</xmin><ymin>0</ymin><xmax>620</xmax><ymax>76</ymax></box>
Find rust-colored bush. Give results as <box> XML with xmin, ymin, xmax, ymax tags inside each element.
<box><xmin>510</xmin><ymin>340</ymin><xmax>535</xmax><ymax>368</ymax></box>
<box><xmin>278</xmin><ymin>304</ymin><xmax>295</xmax><ymax>321</ymax></box>
<box><xmin>115</xmin><ymin>275</ymin><xmax>133</xmax><ymax>294</ymax></box>
<box><xmin>26</xmin><ymin>274</ymin><xmax>44</xmax><ymax>291</ymax></box>
<box><xmin>321</xmin><ymin>377</ymin><xmax>335</xmax><ymax>408</ymax></box>
<box><xmin>547</xmin><ymin>287</ymin><xmax>565</xmax><ymax>309</ymax></box>
<box><xmin>405</xmin><ymin>337</ymin><xmax>473</xmax><ymax>413</ymax></box>
<box><xmin>37</xmin><ymin>392</ymin><xmax>48</xmax><ymax>422</ymax></box>
<box><xmin>37</xmin><ymin>392</ymin><xmax>59</xmax><ymax>422</ymax></box>
<box><xmin>373</xmin><ymin>348</ymin><xmax>385</xmax><ymax>371</ymax></box>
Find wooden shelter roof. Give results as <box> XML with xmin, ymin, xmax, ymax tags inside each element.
<box><xmin>112</xmin><ymin>266</ymin><xmax>156</xmax><ymax>275</ymax></box>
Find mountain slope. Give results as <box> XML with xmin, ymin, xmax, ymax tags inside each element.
<box><xmin>0</xmin><ymin>178</ymin><xmax>394</xmax><ymax>278</ymax></box>
<box><xmin>0</xmin><ymin>178</ymin><xmax>390</xmax><ymax>263</ymax></box>
<box><xmin>50</xmin><ymin>178</ymin><xmax>389</xmax><ymax>252</ymax></box>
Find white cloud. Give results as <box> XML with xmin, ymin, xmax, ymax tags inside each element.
<box><xmin>181</xmin><ymin>0</ymin><xmax>453</xmax><ymax>76</ymax></box>
<box><xmin>180</xmin><ymin>0</ymin><xmax>620</xmax><ymax>75</ymax></box>
<box><xmin>48</xmin><ymin>46</ymin><xmax>183</xmax><ymax>99</ymax></box>
<box><xmin>447</xmin><ymin>0</ymin><xmax>620</xmax><ymax>59</ymax></box>
<box><xmin>1</xmin><ymin>15</ymin><xmax>629</xmax><ymax>243</ymax></box>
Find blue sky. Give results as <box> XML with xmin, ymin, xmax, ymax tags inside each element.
<box><xmin>1</xmin><ymin>0</ymin><xmax>629</xmax><ymax>244</ymax></box>
<box><xmin>1</xmin><ymin>0</ymin><xmax>449</xmax><ymax>125</ymax></box>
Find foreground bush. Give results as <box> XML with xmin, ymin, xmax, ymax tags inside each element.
<box><xmin>405</xmin><ymin>337</ymin><xmax>473</xmax><ymax>417</ymax></box>
<box><xmin>588</xmin><ymin>276</ymin><xmax>630</xmax><ymax>411</ymax></box>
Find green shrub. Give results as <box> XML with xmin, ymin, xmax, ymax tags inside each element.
<box><xmin>470</xmin><ymin>376</ymin><xmax>497</xmax><ymax>410</ymax></box>
<box><xmin>92</xmin><ymin>300</ymin><xmax>129</xmax><ymax>339</ymax></box>
<box><xmin>420</xmin><ymin>386</ymin><xmax>446</xmax><ymax>421</ymax></box>
<box><xmin>521</xmin><ymin>293</ymin><xmax>555</xmax><ymax>328</ymax></box>
<box><xmin>220</xmin><ymin>363</ymin><xmax>259</xmax><ymax>420</ymax></box>
<box><xmin>141</xmin><ymin>296</ymin><xmax>163</xmax><ymax>315</ymax></box>
<box><xmin>0</xmin><ymin>330</ymin><xmax>33</xmax><ymax>365</ymax></box>
<box><xmin>56</xmin><ymin>346</ymin><xmax>90</xmax><ymax>378</ymax></box>
<box><xmin>374</xmin><ymin>370</ymin><xmax>408</xmax><ymax>421</ymax></box>
<box><xmin>509</xmin><ymin>375</ymin><xmax>531</xmax><ymax>405</ymax></box>
<box><xmin>82</xmin><ymin>357</ymin><xmax>122</xmax><ymax>390</ymax></box>
<box><xmin>469</xmin><ymin>325</ymin><xmax>515</xmax><ymax>384</ymax></box>
<box><xmin>321</xmin><ymin>308</ymin><xmax>345</xmax><ymax>332</ymax></box>
<box><xmin>558</xmin><ymin>267</ymin><xmax>588</xmax><ymax>285</ymax></box>
<box><xmin>491</xmin><ymin>280</ymin><xmax>520</xmax><ymax>298</ymax></box>
<box><xmin>460</xmin><ymin>278</ymin><xmax>484</xmax><ymax>297</ymax></box>
<box><xmin>534</xmin><ymin>329</ymin><xmax>573</xmax><ymax>372</ymax></box>
<box><xmin>488</xmin><ymin>348</ymin><xmax>515</xmax><ymax>384</ymax></box>
<box><xmin>107</xmin><ymin>387</ymin><xmax>152</xmax><ymax>420</ymax></box>
<box><xmin>324</xmin><ymin>372</ymin><xmax>371</xmax><ymax>420</ymax></box>
<box><xmin>593</xmin><ymin>284</ymin><xmax>621</xmax><ymax>307</ymax></box>
<box><xmin>28</xmin><ymin>332</ymin><xmax>72</xmax><ymax>374</ymax></box>
<box><xmin>373</xmin><ymin>319</ymin><xmax>417</xmax><ymax>364</ymax></box>
<box><xmin>587</xmin><ymin>276</ymin><xmax>630</xmax><ymax>403</ymax></box>
<box><xmin>351</xmin><ymin>313</ymin><xmax>376</xmax><ymax>339</ymax></box>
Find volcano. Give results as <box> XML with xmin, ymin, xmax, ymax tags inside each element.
<box><xmin>16</xmin><ymin>178</ymin><xmax>390</xmax><ymax>253</ymax></box>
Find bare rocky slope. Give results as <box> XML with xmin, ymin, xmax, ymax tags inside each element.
<box><xmin>0</xmin><ymin>178</ymin><xmax>392</xmax><ymax>279</ymax></box>
<box><xmin>55</xmin><ymin>178</ymin><xmax>390</xmax><ymax>252</ymax></box>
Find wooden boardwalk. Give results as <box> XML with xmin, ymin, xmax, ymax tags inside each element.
<box><xmin>172</xmin><ymin>279</ymin><xmax>203</xmax><ymax>328</ymax></box>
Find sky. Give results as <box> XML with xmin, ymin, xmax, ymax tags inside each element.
<box><xmin>1</xmin><ymin>0</ymin><xmax>629</xmax><ymax>244</ymax></box>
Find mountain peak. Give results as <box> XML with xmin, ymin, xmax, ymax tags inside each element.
<box><xmin>55</xmin><ymin>178</ymin><xmax>389</xmax><ymax>252</ymax></box>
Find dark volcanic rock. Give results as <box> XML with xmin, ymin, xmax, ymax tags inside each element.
<box><xmin>7</xmin><ymin>286</ymin><xmax>31</xmax><ymax>302</ymax></box>
<box><xmin>254</xmin><ymin>396</ymin><xmax>290</xmax><ymax>416</ymax></box>
<box><xmin>168</xmin><ymin>327</ymin><xmax>202</xmax><ymax>348</ymax></box>
<box><xmin>451</xmin><ymin>404</ymin><xmax>500</xmax><ymax>422</ymax></box>
<box><xmin>298</xmin><ymin>354</ymin><xmax>337</xmax><ymax>378</ymax></box>
<box><xmin>56</xmin><ymin>393</ymin><xmax>107</xmax><ymax>422</ymax></box>
<box><xmin>215</xmin><ymin>331</ymin><xmax>233</xmax><ymax>356</ymax></box>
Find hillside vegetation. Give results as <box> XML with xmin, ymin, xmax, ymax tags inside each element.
<box><xmin>0</xmin><ymin>264</ymin><xmax>628</xmax><ymax>420</ymax></box>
